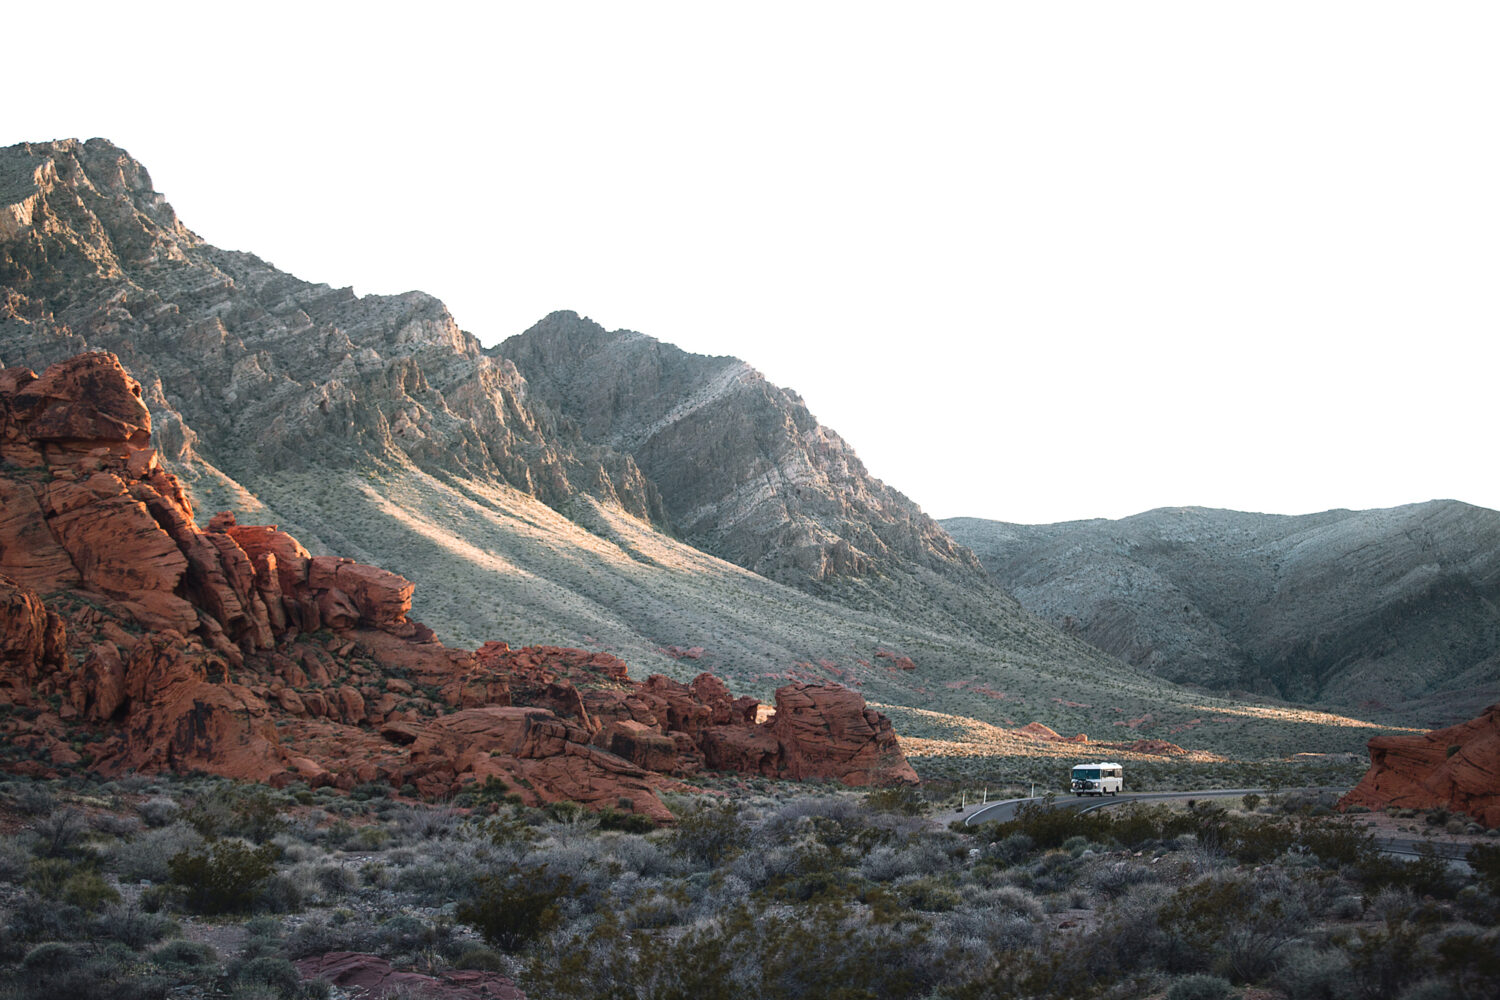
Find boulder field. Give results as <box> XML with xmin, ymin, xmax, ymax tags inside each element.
<box><xmin>0</xmin><ymin>352</ymin><xmax>917</xmax><ymax>822</ymax></box>
<box><xmin>1340</xmin><ymin>702</ymin><xmax>1500</xmax><ymax>827</ymax></box>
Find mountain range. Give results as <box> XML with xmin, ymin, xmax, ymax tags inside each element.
<box><xmin>1</xmin><ymin>136</ymin><xmax>1489</xmax><ymax>757</ymax></box>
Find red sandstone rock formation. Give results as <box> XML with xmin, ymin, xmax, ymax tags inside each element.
<box><xmin>1340</xmin><ymin>703</ymin><xmax>1500</xmax><ymax>827</ymax></box>
<box><xmin>0</xmin><ymin>352</ymin><xmax>919</xmax><ymax>815</ymax></box>
<box><xmin>1016</xmin><ymin>722</ymin><xmax>1089</xmax><ymax>744</ymax></box>
<box><xmin>294</xmin><ymin>952</ymin><xmax>525</xmax><ymax>1000</ymax></box>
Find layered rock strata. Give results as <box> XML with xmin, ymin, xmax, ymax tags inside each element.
<box><xmin>0</xmin><ymin>353</ymin><xmax>917</xmax><ymax>821</ymax></box>
<box><xmin>1340</xmin><ymin>703</ymin><xmax>1500</xmax><ymax>827</ymax></box>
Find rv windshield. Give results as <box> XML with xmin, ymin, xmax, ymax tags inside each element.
<box><xmin>1073</xmin><ymin>768</ymin><xmax>1101</xmax><ymax>781</ymax></box>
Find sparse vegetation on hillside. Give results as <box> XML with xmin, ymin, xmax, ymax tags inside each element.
<box><xmin>1</xmin><ymin>771</ymin><xmax>1496</xmax><ymax>1000</ymax></box>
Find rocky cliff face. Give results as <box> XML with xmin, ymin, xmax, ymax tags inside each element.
<box><xmin>498</xmin><ymin>311</ymin><xmax>990</xmax><ymax>596</ymax></box>
<box><xmin>1341</xmin><ymin>702</ymin><xmax>1500</xmax><ymax>827</ymax></box>
<box><xmin>0</xmin><ymin>138</ymin><xmax>665</xmax><ymax>524</ymax></box>
<box><xmin>0</xmin><ymin>137</ymin><xmax>1006</xmax><ymax>632</ymax></box>
<box><xmin>0</xmin><ymin>352</ymin><xmax>917</xmax><ymax>816</ymax></box>
<box><xmin>944</xmin><ymin>503</ymin><xmax>1500</xmax><ymax>718</ymax></box>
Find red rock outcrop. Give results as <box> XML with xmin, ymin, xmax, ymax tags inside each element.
<box><xmin>0</xmin><ymin>352</ymin><xmax>919</xmax><ymax>815</ymax></box>
<box><xmin>1340</xmin><ymin>703</ymin><xmax>1500</xmax><ymax>827</ymax></box>
<box><xmin>1016</xmin><ymin>722</ymin><xmax>1089</xmax><ymax>744</ymax></box>
<box><xmin>0</xmin><ymin>574</ymin><xmax>67</xmax><ymax>703</ymax></box>
<box><xmin>294</xmin><ymin>952</ymin><xmax>525</xmax><ymax>1000</ymax></box>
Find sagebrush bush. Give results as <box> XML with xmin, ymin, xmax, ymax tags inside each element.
<box><xmin>1167</xmin><ymin>973</ymin><xmax>1233</xmax><ymax>1000</ymax></box>
<box><xmin>671</xmin><ymin>801</ymin><xmax>747</xmax><ymax>865</ymax></box>
<box><xmin>168</xmin><ymin>839</ymin><xmax>279</xmax><ymax>915</ymax></box>
<box><xmin>152</xmin><ymin>939</ymin><xmax>217</xmax><ymax>968</ymax></box>
<box><xmin>458</xmin><ymin>863</ymin><xmax>573</xmax><ymax>953</ymax></box>
<box><xmin>136</xmin><ymin>796</ymin><xmax>181</xmax><ymax>828</ymax></box>
<box><xmin>1274</xmin><ymin>944</ymin><xmax>1355</xmax><ymax>1000</ymax></box>
<box><xmin>109</xmin><ymin>821</ymin><xmax>205</xmax><ymax>883</ymax></box>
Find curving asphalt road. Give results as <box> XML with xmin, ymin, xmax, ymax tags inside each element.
<box><xmin>953</xmin><ymin>787</ymin><xmax>1474</xmax><ymax>867</ymax></box>
<box><xmin>960</xmin><ymin>788</ymin><xmax>1274</xmax><ymax>827</ymax></box>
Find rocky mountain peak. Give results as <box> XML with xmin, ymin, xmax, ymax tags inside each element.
<box><xmin>498</xmin><ymin>308</ymin><xmax>992</xmax><ymax>601</ymax></box>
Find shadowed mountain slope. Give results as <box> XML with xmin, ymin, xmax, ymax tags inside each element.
<box><xmin>944</xmin><ymin>502</ymin><xmax>1500</xmax><ymax>722</ymax></box>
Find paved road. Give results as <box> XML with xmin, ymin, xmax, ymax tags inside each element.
<box><xmin>961</xmin><ymin>788</ymin><xmax>1271</xmax><ymax>827</ymax></box>
<box><xmin>953</xmin><ymin>787</ymin><xmax>1475</xmax><ymax>870</ymax></box>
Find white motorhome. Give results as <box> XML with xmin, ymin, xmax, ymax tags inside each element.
<box><xmin>1070</xmin><ymin>762</ymin><xmax>1123</xmax><ymax>796</ymax></box>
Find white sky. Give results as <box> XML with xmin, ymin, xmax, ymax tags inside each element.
<box><xmin>8</xmin><ymin>2</ymin><xmax>1497</xmax><ymax>523</ymax></box>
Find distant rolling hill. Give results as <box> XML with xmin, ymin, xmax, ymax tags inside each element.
<box><xmin>945</xmin><ymin>501</ymin><xmax>1500</xmax><ymax>725</ymax></box>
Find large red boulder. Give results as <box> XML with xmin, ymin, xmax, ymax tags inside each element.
<box><xmin>1341</xmin><ymin>703</ymin><xmax>1500</xmax><ymax>827</ymax></box>
<box><xmin>105</xmin><ymin>631</ymin><xmax>287</xmax><ymax>779</ymax></box>
<box><xmin>767</xmin><ymin>683</ymin><xmax>920</xmax><ymax>786</ymax></box>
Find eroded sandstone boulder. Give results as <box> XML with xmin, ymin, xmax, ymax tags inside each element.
<box><xmin>1340</xmin><ymin>702</ymin><xmax>1500</xmax><ymax>827</ymax></box>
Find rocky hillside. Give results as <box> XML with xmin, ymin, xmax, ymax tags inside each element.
<box><xmin>0</xmin><ymin>352</ymin><xmax>917</xmax><ymax>815</ymax></box>
<box><xmin>0</xmin><ymin>138</ymin><xmax>1010</xmax><ymax>638</ymax></box>
<box><xmin>945</xmin><ymin>503</ymin><xmax>1500</xmax><ymax>721</ymax></box>
<box><xmin>498</xmin><ymin>311</ymin><xmax>991</xmax><ymax>601</ymax></box>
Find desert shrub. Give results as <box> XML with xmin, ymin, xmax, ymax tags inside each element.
<box><xmin>603</xmin><ymin>833</ymin><xmax>675</xmax><ymax>877</ymax></box>
<box><xmin>1086</xmin><ymin>859</ymin><xmax>1159</xmax><ymax>899</ymax></box>
<box><xmin>1242</xmin><ymin>793</ymin><xmax>1262</xmax><ymax>812</ymax></box>
<box><xmin>1429</xmin><ymin>924</ymin><xmax>1500</xmax><ymax>998</ymax></box>
<box><xmin>12</xmin><ymin>782</ymin><xmax>57</xmax><ymax>816</ymax></box>
<box><xmin>866</xmin><ymin>786</ymin><xmax>926</xmax><ymax>816</ymax></box>
<box><xmin>21</xmin><ymin>940</ymin><xmax>82</xmax><ymax>976</ymax></box>
<box><xmin>1467</xmin><ymin>842</ymin><xmax>1500</xmax><ymax>896</ymax></box>
<box><xmin>25</xmin><ymin>857</ymin><xmax>121</xmax><ymax>911</ymax></box>
<box><xmin>894</xmin><ymin>876</ymin><xmax>963</xmax><ymax>912</ymax></box>
<box><xmin>168</xmin><ymin>840</ymin><xmax>278</xmax><ymax>915</ymax></box>
<box><xmin>17</xmin><ymin>938</ymin><xmax>163</xmax><ymax>1000</ymax></box>
<box><xmin>30</xmin><ymin>806</ymin><xmax>90</xmax><ymax>858</ymax></box>
<box><xmin>4</xmin><ymin>891</ymin><xmax>92</xmax><ymax>946</ymax></box>
<box><xmin>137</xmin><ymin>796</ymin><xmax>181</xmax><ymax>828</ymax></box>
<box><xmin>374</xmin><ymin>913</ymin><xmax>452</xmax><ymax>957</ymax></box>
<box><xmin>1167</xmin><ymin>973</ymin><xmax>1233</xmax><ymax>1000</ymax></box>
<box><xmin>96</xmin><ymin>902</ymin><xmax>176</xmax><ymax>949</ymax></box>
<box><xmin>234</xmin><ymin>955</ymin><xmax>301</xmax><ymax>998</ymax></box>
<box><xmin>258</xmin><ymin>870</ymin><xmax>304</xmax><ymax>913</ymax></box>
<box><xmin>1158</xmin><ymin>871</ymin><xmax>1309</xmax><ymax>981</ymax></box>
<box><xmin>313</xmin><ymin>863</ymin><xmax>359</xmax><ymax>897</ymax></box>
<box><xmin>185</xmin><ymin>785</ymin><xmax>286</xmax><ymax>843</ymax></box>
<box><xmin>529</xmin><ymin>897</ymin><xmax>928</xmax><ymax>1000</ymax></box>
<box><xmin>152</xmin><ymin>939</ymin><xmax>217</xmax><ymax>968</ymax></box>
<box><xmin>672</xmin><ymin>801</ymin><xmax>747</xmax><ymax>866</ymax></box>
<box><xmin>454</xmin><ymin>945</ymin><xmax>505</xmax><ymax>971</ymax></box>
<box><xmin>1355</xmin><ymin>843</ymin><xmax>1459</xmax><ymax>899</ymax></box>
<box><xmin>282</xmin><ymin>914</ymin><xmax>377</xmax><ymax>959</ymax></box>
<box><xmin>458</xmin><ymin>863</ymin><xmax>574</xmax><ymax>953</ymax></box>
<box><xmin>109</xmin><ymin>821</ymin><xmax>205</xmax><ymax>883</ymax></box>
<box><xmin>340</xmin><ymin>825</ymin><xmax>386</xmax><ymax>851</ymax></box>
<box><xmin>1343</xmin><ymin>921</ymin><xmax>1425</xmax><ymax>1000</ymax></box>
<box><xmin>1273</xmin><ymin>945</ymin><xmax>1355</xmax><ymax>1000</ymax></box>
<box><xmin>393</xmin><ymin>805</ymin><xmax>461</xmax><ymax>841</ymax></box>
<box><xmin>594</xmin><ymin>806</ymin><xmax>656</xmax><ymax>833</ymax></box>
<box><xmin>90</xmin><ymin>811</ymin><xmax>142</xmax><ymax>837</ymax></box>
<box><xmin>0</xmin><ymin>833</ymin><xmax>33</xmax><ymax>882</ymax></box>
<box><xmin>860</xmin><ymin>840</ymin><xmax>951</xmax><ymax>882</ymax></box>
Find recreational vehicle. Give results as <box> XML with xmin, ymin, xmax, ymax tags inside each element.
<box><xmin>1070</xmin><ymin>762</ymin><xmax>1123</xmax><ymax>796</ymax></box>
